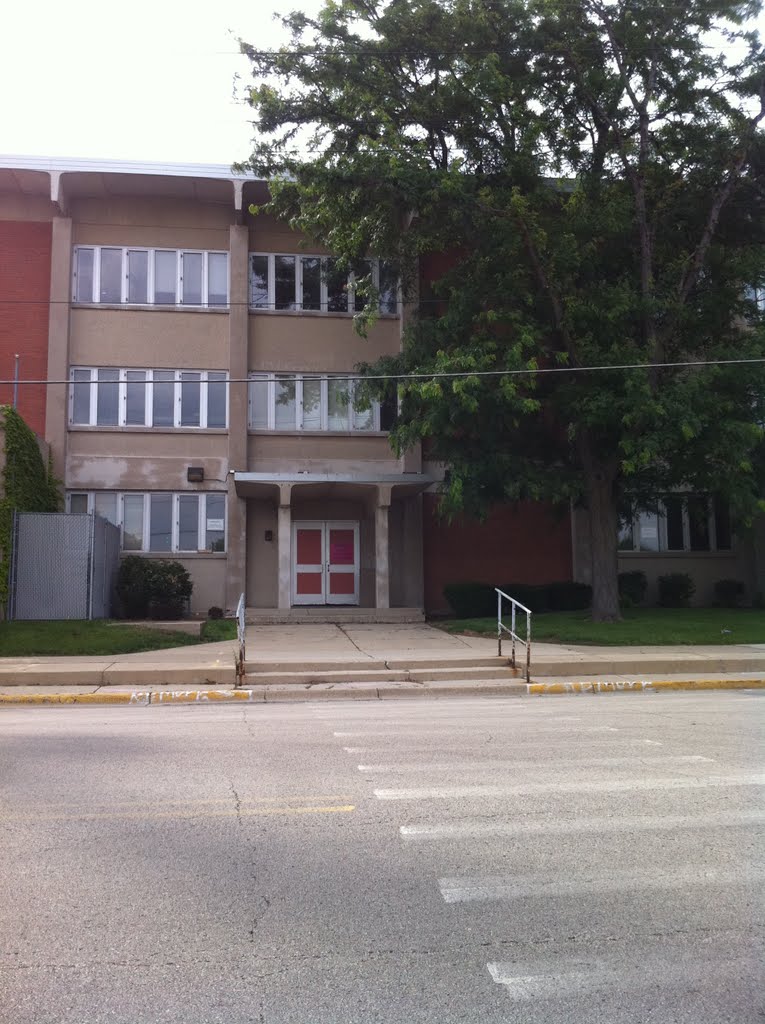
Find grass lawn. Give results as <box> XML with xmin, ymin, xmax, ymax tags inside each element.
<box><xmin>0</xmin><ymin>618</ymin><xmax>237</xmax><ymax>657</ymax></box>
<box><xmin>436</xmin><ymin>607</ymin><xmax>765</xmax><ymax>646</ymax></box>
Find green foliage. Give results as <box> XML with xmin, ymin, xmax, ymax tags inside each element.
<box><xmin>658</xmin><ymin>573</ymin><xmax>696</xmax><ymax>608</ymax></box>
<box><xmin>618</xmin><ymin>571</ymin><xmax>648</xmax><ymax>607</ymax></box>
<box><xmin>116</xmin><ymin>556</ymin><xmax>193</xmax><ymax>620</ymax></box>
<box><xmin>240</xmin><ymin>0</ymin><xmax>765</xmax><ymax>621</ymax></box>
<box><xmin>200</xmin><ymin>618</ymin><xmax>237</xmax><ymax>642</ymax></box>
<box><xmin>0</xmin><ymin>619</ymin><xmax>202</xmax><ymax>656</ymax></box>
<box><xmin>0</xmin><ymin>406</ymin><xmax>60</xmax><ymax>611</ymax></box>
<box><xmin>713</xmin><ymin>578</ymin><xmax>747</xmax><ymax>607</ymax></box>
<box><xmin>438</xmin><ymin>608</ymin><xmax>765</xmax><ymax>645</ymax></box>
<box><xmin>207</xmin><ymin>605</ymin><xmax>224</xmax><ymax>620</ymax></box>
<box><xmin>443</xmin><ymin>580</ymin><xmax>591</xmax><ymax>617</ymax></box>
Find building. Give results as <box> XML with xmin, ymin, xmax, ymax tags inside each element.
<box><xmin>0</xmin><ymin>155</ymin><xmax>760</xmax><ymax>616</ymax></box>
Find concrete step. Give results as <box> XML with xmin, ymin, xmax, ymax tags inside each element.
<box><xmin>243</xmin><ymin>666</ymin><xmax>521</xmax><ymax>686</ymax></box>
<box><xmin>245</xmin><ymin>607</ymin><xmax>425</xmax><ymax>624</ymax></box>
<box><xmin>243</xmin><ymin>656</ymin><xmax>509</xmax><ymax>673</ymax></box>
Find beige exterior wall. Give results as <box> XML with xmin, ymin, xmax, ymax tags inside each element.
<box><xmin>247</xmin><ymin>433</ymin><xmax>397</xmax><ymax>472</ymax></box>
<box><xmin>0</xmin><ymin>194</ymin><xmax>55</xmax><ymax>222</ymax></box>
<box><xmin>132</xmin><ymin>553</ymin><xmax>227</xmax><ymax>615</ymax></box>
<box><xmin>248</xmin><ymin>314</ymin><xmax>401</xmax><ymax>372</ymax></box>
<box><xmin>71</xmin><ymin>197</ymin><xmax>231</xmax><ymax>249</ymax></box>
<box><xmin>66</xmin><ymin>432</ymin><xmax>227</xmax><ymax>491</ymax></box>
<box><xmin>69</xmin><ymin>308</ymin><xmax>229</xmax><ymax>369</ymax></box>
<box><xmin>249</xmin><ymin>213</ymin><xmax>330</xmax><ymax>255</ymax></box>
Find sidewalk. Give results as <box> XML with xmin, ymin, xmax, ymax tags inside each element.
<box><xmin>0</xmin><ymin>624</ymin><xmax>763</xmax><ymax>703</ymax></box>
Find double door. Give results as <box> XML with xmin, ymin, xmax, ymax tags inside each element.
<box><xmin>292</xmin><ymin>521</ymin><xmax>359</xmax><ymax>605</ymax></box>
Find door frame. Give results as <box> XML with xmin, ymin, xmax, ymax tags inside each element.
<box><xmin>291</xmin><ymin>520</ymin><xmax>360</xmax><ymax>606</ymax></box>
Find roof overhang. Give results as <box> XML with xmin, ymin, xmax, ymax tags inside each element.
<box><xmin>233</xmin><ymin>471</ymin><xmax>435</xmax><ymax>500</ymax></box>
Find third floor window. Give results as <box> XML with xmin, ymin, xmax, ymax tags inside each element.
<box><xmin>249</xmin><ymin>254</ymin><xmax>398</xmax><ymax>314</ymax></box>
<box><xmin>72</xmin><ymin>246</ymin><xmax>229</xmax><ymax>307</ymax></box>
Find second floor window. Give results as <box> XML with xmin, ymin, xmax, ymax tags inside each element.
<box><xmin>248</xmin><ymin>373</ymin><xmax>396</xmax><ymax>432</ymax></box>
<box><xmin>249</xmin><ymin>254</ymin><xmax>398</xmax><ymax>314</ymax></box>
<box><xmin>72</xmin><ymin>246</ymin><xmax>229</xmax><ymax>307</ymax></box>
<box><xmin>70</xmin><ymin>368</ymin><xmax>228</xmax><ymax>428</ymax></box>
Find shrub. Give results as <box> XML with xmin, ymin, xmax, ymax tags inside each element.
<box><xmin>116</xmin><ymin>556</ymin><xmax>193</xmax><ymax>620</ymax></box>
<box><xmin>658</xmin><ymin>572</ymin><xmax>695</xmax><ymax>608</ymax></box>
<box><xmin>499</xmin><ymin>584</ymin><xmax>550</xmax><ymax>613</ymax></box>
<box><xmin>207</xmin><ymin>605</ymin><xmax>224</xmax><ymax>620</ymax></box>
<box><xmin>116</xmin><ymin>555</ymin><xmax>153</xmax><ymax>618</ymax></box>
<box><xmin>713</xmin><ymin>579</ymin><xmax>746</xmax><ymax>608</ymax></box>
<box><xmin>545</xmin><ymin>581</ymin><xmax>592</xmax><ymax>611</ymax></box>
<box><xmin>443</xmin><ymin>583</ymin><xmax>497</xmax><ymax>618</ymax></box>
<box><xmin>618</xmin><ymin>570</ymin><xmax>648</xmax><ymax>607</ymax></box>
<box><xmin>147</xmin><ymin>561</ymin><xmax>193</xmax><ymax>620</ymax></box>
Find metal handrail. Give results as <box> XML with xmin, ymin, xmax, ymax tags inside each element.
<box><xmin>235</xmin><ymin>592</ymin><xmax>246</xmax><ymax>684</ymax></box>
<box><xmin>496</xmin><ymin>588</ymin><xmax>532</xmax><ymax>683</ymax></box>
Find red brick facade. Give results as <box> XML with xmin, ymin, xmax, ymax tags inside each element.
<box><xmin>0</xmin><ymin>221</ymin><xmax>51</xmax><ymax>435</ymax></box>
<box><xmin>423</xmin><ymin>495</ymin><xmax>573</xmax><ymax>614</ymax></box>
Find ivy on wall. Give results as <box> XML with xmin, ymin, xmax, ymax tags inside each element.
<box><xmin>0</xmin><ymin>406</ymin><xmax>60</xmax><ymax>610</ymax></box>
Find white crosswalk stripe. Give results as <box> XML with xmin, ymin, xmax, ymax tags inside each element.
<box><xmin>359</xmin><ymin>754</ymin><xmax>713</xmax><ymax>772</ymax></box>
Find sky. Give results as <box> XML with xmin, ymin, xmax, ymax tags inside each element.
<box><xmin>1</xmin><ymin>0</ymin><xmax>764</xmax><ymax>168</ymax></box>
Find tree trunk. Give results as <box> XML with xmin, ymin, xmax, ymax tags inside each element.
<box><xmin>584</xmin><ymin>464</ymin><xmax>622</xmax><ymax>622</ymax></box>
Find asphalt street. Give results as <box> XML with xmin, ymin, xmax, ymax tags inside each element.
<box><xmin>1</xmin><ymin>692</ymin><xmax>763</xmax><ymax>1023</ymax></box>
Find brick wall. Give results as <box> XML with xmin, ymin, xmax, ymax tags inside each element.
<box><xmin>423</xmin><ymin>495</ymin><xmax>573</xmax><ymax>614</ymax></box>
<box><xmin>0</xmin><ymin>221</ymin><xmax>51</xmax><ymax>435</ymax></box>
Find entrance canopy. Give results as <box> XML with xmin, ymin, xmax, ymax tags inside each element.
<box><xmin>232</xmin><ymin>471</ymin><xmax>435</xmax><ymax>500</ymax></box>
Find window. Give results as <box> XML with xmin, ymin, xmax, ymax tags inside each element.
<box><xmin>619</xmin><ymin>496</ymin><xmax>731</xmax><ymax>552</ymax></box>
<box><xmin>248</xmin><ymin>254</ymin><xmax>398</xmax><ymax>314</ymax></box>
<box><xmin>72</xmin><ymin>246</ymin><xmax>229</xmax><ymax>307</ymax></box>
<box><xmin>66</xmin><ymin>492</ymin><xmax>227</xmax><ymax>553</ymax></box>
<box><xmin>248</xmin><ymin>373</ymin><xmax>385</xmax><ymax>432</ymax></box>
<box><xmin>69</xmin><ymin>368</ymin><xmax>228</xmax><ymax>429</ymax></box>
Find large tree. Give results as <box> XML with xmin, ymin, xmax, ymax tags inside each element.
<box><xmin>240</xmin><ymin>0</ymin><xmax>765</xmax><ymax>620</ymax></box>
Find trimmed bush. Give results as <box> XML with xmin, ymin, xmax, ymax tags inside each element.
<box><xmin>116</xmin><ymin>555</ymin><xmax>153</xmax><ymax>618</ymax></box>
<box><xmin>147</xmin><ymin>561</ymin><xmax>193</xmax><ymax>620</ymax></box>
<box><xmin>658</xmin><ymin>572</ymin><xmax>695</xmax><ymax>608</ymax></box>
<box><xmin>618</xmin><ymin>570</ymin><xmax>647</xmax><ymax>607</ymax></box>
<box><xmin>444</xmin><ymin>580</ymin><xmax>592</xmax><ymax>617</ymax></box>
<box><xmin>443</xmin><ymin>583</ymin><xmax>497</xmax><ymax>618</ymax></box>
<box><xmin>207</xmin><ymin>605</ymin><xmax>224</xmax><ymax>620</ymax></box>
<box><xmin>546</xmin><ymin>581</ymin><xmax>592</xmax><ymax>611</ymax></box>
<box><xmin>713</xmin><ymin>579</ymin><xmax>746</xmax><ymax>608</ymax></box>
<box><xmin>116</xmin><ymin>556</ymin><xmax>193</xmax><ymax>620</ymax></box>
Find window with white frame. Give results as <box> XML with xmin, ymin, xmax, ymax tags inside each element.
<box><xmin>248</xmin><ymin>373</ymin><xmax>396</xmax><ymax>432</ymax></box>
<box><xmin>744</xmin><ymin>283</ymin><xmax>765</xmax><ymax>312</ymax></box>
<box><xmin>72</xmin><ymin>246</ymin><xmax>229</xmax><ymax>307</ymax></box>
<box><xmin>618</xmin><ymin>496</ymin><xmax>731</xmax><ymax>553</ymax></box>
<box><xmin>249</xmin><ymin>254</ymin><xmax>398</xmax><ymax>314</ymax></box>
<box><xmin>70</xmin><ymin>368</ymin><xmax>228</xmax><ymax>428</ymax></box>
<box><xmin>67</xmin><ymin>492</ymin><xmax>226</xmax><ymax>552</ymax></box>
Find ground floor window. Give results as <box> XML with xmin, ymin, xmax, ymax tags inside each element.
<box><xmin>67</xmin><ymin>491</ymin><xmax>226</xmax><ymax>553</ymax></box>
<box><xmin>618</xmin><ymin>495</ymin><xmax>731</xmax><ymax>553</ymax></box>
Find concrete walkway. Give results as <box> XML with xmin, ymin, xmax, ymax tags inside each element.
<box><xmin>0</xmin><ymin>624</ymin><xmax>762</xmax><ymax>701</ymax></box>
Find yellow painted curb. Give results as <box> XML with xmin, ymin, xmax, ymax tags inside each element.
<box><xmin>527</xmin><ymin>678</ymin><xmax>765</xmax><ymax>695</ymax></box>
<box><xmin>0</xmin><ymin>689</ymin><xmax>263</xmax><ymax>706</ymax></box>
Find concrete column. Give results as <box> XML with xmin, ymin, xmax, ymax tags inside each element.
<box><xmin>375</xmin><ymin>485</ymin><xmax>392</xmax><ymax>609</ymax></box>
<box><xmin>45</xmin><ymin>216</ymin><xmax>72</xmax><ymax>481</ymax></box>
<box><xmin>277</xmin><ymin>484</ymin><xmax>292</xmax><ymax>609</ymax></box>
<box><xmin>224</xmin><ymin>224</ymin><xmax>249</xmax><ymax>611</ymax></box>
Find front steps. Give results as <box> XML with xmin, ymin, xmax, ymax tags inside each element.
<box><xmin>242</xmin><ymin>655</ymin><xmax>523</xmax><ymax>686</ymax></box>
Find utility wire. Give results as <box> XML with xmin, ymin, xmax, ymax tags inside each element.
<box><xmin>1</xmin><ymin>357</ymin><xmax>764</xmax><ymax>387</ymax></box>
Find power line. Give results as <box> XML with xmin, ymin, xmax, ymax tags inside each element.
<box><xmin>1</xmin><ymin>357</ymin><xmax>763</xmax><ymax>387</ymax></box>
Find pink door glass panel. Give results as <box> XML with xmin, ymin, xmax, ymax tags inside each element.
<box><xmin>329</xmin><ymin>529</ymin><xmax>355</xmax><ymax>566</ymax></box>
<box><xmin>297</xmin><ymin>572</ymin><xmax>323</xmax><ymax>595</ymax></box>
<box><xmin>297</xmin><ymin>528</ymin><xmax>322</xmax><ymax>564</ymax></box>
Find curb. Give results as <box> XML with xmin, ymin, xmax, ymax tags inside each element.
<box><xmin>526</xmin><ymin>678</ymin><xmax>765</xmax><ymax>695</ymax></box>
<box><xmin>1</xmin><ymin>677</ymin><xmax>764</xmax><ymax>705</ymax></box>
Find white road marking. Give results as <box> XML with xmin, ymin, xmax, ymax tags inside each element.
<box><xmin>374</xmin><ymin>773</ymin><xmax>765</xmax><ymax>800</ymax></box>
<box><xmin>400</xmin><ymin>809</ymin><xmax>765</xmax><ymax>840</ymax></box>
<box><xmin>440</xmin><ymin>864</ymin><xmax>765</xmax><ymax>903</ymax></box>
<box><xmin>644</xmin><ymin>739</ymin><xmax>663</xmax><ymax>745</ymax></box>
<box><xmin>335</xmin><ymin>725</ymin><xmax>619</xmax><ymax>738</ymax></box>
<box><xmin>486</xmin><ymin>959</ymin><xmax>748</xmax><ymax>998</ymax></box>
<box><xmin>359</xmin><ymin>755</ymin><xmax>713</xmax><ymax>772</ymax></box>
